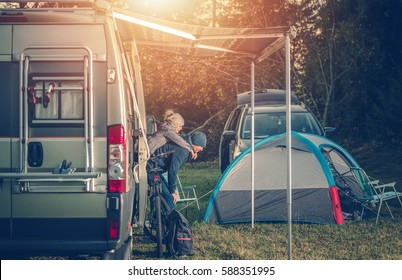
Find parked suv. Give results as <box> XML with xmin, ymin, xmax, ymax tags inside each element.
<box><xmin>219</xmin><ymin>89</ymin><xmax>334</xmax><ymax>173</ymax></box>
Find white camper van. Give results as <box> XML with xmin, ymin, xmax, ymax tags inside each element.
<box><xmin>0</xmin><ymin>0</ymin><xmax>148</xmax><ymax>259</ymax></box>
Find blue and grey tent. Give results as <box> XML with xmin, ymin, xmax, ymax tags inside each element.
<box><xmin>204</xmin><ymin>132</ymin><xmax>364</xmax><ymax>225</ymax></box>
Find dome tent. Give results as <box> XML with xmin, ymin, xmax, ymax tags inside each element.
<box><xmin>204</xmin><ymin>132</ymin><xmax>364</xmax><ymax>225</ymax></box>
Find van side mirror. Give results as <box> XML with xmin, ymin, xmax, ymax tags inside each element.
<box><xmin>146</xmin><ymin>114</ymin><xmax>157</xmax><ymax>136</ymax></box>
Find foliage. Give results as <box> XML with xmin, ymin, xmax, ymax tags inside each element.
<box><xmin>296</xmin><ymin>0</ymin><xmax>402</xmax><ymax>146</ymax></box>
<box><xmin>137</xmin><ymin>0</ymin><xmax>295</xmax><ymax>160</ymax></box>
<box><xmin>139</xmin><ymin>48</ymin><xmax>241</xmax><ymax>160</ymax></box>
<box><xmin>137</xmin><ymin>0</ymin><xmax>402</xmax><ymax>158</ymax></box>
<box><xmin>3</xmin><ymin>1</ymin><xmax>401</xmax><ymax>158</ymax></box>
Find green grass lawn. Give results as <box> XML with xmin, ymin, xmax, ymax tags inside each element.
<box><xmin>133</xmin><ymin>161</ymin><xmax>402</xmax><ymax>260</ymax></box>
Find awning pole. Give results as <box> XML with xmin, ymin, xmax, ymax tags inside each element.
<box><xmin>251</xmin><ymin>62</ymin><xmax>255</xmax><ymax>229</ymax></box>
<box><xmin>285</xmin><ymin>31</ymin><xmax>293</xmax><ymax>260</ymax></box>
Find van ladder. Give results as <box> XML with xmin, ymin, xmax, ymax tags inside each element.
<box><xmin>0</xmin><ymin>46</ymin><xmax>101</xmax><ymax>192</ymax></box>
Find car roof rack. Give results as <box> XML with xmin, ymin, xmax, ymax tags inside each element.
<box><xmin>237</xmin><ymin>89</ymin><xmax>298</xmax><ymax>105</ymax></box>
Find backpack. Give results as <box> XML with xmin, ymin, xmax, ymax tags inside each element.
<box><xmin>165</xmin><ymin>210</ymin><xmax>193</xmax><ymax>257</ymax></box>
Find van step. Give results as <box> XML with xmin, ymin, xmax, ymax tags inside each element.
<box><xmin>0</xmin><ymin>172</ymin><xmax>101</xmax><ymax>180</ymax></box>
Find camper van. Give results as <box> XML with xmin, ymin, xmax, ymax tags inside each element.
<box><xmin>0</xmin><ymin>1</ymin><xmax>149</xmax><ymax>259</ymax></box>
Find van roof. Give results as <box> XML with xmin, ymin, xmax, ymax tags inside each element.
<box><xmin>0</xmin><ymin>6</ymin><xmax>100</xmax><ymax>24</ymax></box>
<box><xmin>1</xmin><ymin>2</ymin><xmax>295</xmax><ymax>64</ymax></box>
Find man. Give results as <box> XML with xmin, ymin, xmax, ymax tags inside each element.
<box><xmin>148</xmin><ymin>131</ymin><xmax>207</xmax><ymax>210</ymax></box>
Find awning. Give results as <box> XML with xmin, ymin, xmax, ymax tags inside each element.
<box><xmin>111</xmin><ymin>7</ymin><xmax>296</xmax><ymax>259</ymax></box>
<box><xmin>113</xmin><ymin>8</ymin><xmax>296</xmax><ymax>63</ymax></box>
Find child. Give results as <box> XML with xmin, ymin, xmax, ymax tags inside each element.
<box><xmin>148</xmin><ymin>110</ymin><xmax>196</xmax><ymax>158</ymax></box>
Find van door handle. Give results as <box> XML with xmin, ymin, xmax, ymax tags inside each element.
<box><xmin>28</xmin><ymin>142</ymin><xmax>43</xmax><ymax>167</ymax></box>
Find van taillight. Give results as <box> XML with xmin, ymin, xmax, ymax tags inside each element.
<box><xmin>108</xmin><ymin>125</ymin><xmax>126</xmax><ymax>193</ymax></box>
<box><xmin>109</xmin><ymin>221</ymin><xmax>119</xmax><ymax>239</ymax></box>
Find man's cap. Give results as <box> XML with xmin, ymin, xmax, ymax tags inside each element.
<box><xmin>191</xmin><ymin>131</ymin><xmax>207</xmax><ymax>148</ymax></box>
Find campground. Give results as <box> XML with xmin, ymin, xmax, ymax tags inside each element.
<box><xmin>133</xmin><ymin>146</ymin><xmax>402</xmax><ymax>260</ymax></box>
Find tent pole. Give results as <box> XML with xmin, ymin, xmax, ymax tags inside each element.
<box><xmin>285</xmin><ymin>31</ymin><xmax>293</xmax><ymax>260</ymax></box>
<box><xmin>251</xmin><ymin>62</ymin><xmax>255</xmax><ymax>229</ymax></box>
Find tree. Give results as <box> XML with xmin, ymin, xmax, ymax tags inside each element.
<box><xmin>345</xmin><ymin>0</ymin><xmax>402</xmax><ymax>146</ymax></box>
<box><xmin>310</xmin><ymin>0</ymin><xmax>402</xmax><ymax>146</ymax></box>
<box><xmin>137</xmin><ymin>0</ymin><xmax>402</xmax><ymax>159</ymax></box>
<box><xmin>138</xmin><ymin>0</ymin><xmax>294</xmax><ymax>160</ymax></box>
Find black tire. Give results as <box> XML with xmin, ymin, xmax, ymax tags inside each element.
<box><xmin>144</xmin><ymin>187</ymin><xmax>160</xmax><ymax>240</ymax></box>
<box><xmin>131</xmin><ymin>184</ymin><xmax>139</xmax><ymax>226</ymax></box>
<box><xmin>143</xmin><ymin>196</ymin><xmax>157</xmax><ymax>241</ymax></box>
<box><xmin>102</xmin><ymin>234</ymin><xmax>133</xmax><ymax>260</ymax></box>
<box><xmin>122</xmin><ymin>235</ymin><xmax>133</xmax><ymax>260</ymax></box>
<box><xmin>155</xmin><ymin>193</ymin><xmax>171</xmax><ymax>258</ymax></box>
<box><xmin>154</xmin><ymin>195</ymin><xmax>164</xmax><ymax>258</ymax></box>
<box><xmin>159</xmin><ymin>195</ymin><xmax>171</xmax><ymax>241</ymax></box>
<box><xmin>143</xmin><ymin>182</ymin><xmax>171</xmax><ymax>258</ymax></box>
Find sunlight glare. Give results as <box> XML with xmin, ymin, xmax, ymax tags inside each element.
<box><xmin>112</xmin><ymin>11</ymin><xmax>197</xmax><ymax>41</ymax></box>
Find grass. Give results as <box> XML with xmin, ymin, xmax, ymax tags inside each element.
<box><xmin>133</xmin><ymin>160</ymin><xmax>402</xmax><ymax>260</ymax></box>
<box><xmin>191</xmin><ymin>220</ymin><xmax>401</xmax><ymax>260</ymax></box>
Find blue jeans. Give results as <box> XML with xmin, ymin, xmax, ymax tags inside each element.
<box><xmin>160</xmin><ymin>174</ymin><xmax>175</xmax><ymax>211</ymax></box>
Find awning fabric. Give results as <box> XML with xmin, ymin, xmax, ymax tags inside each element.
<box><xmin>113</xmin><ymin>8</ymin><xmax>295</xmax><ymax>62</ymax></box>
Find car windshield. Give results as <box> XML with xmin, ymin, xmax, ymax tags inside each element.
<box><xmin>241</xmin><ymin>112</ymin><xmax>323</xmax><ymax>139</ymax></box>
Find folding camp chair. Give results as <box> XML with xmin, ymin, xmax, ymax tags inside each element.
<box><xmin>161</xmin><ymin>173</ymin><xmax>200</xmax><ymax>211</ymax></box>
<box><xmin>176</xmin><ymin>174</ymin><xmax>200</xmax><ymax>211</ymax></box>
<box><xmin>350</xmin><ymin>167</ymin><xmax>402</xmax><ymax>223</ymax></box>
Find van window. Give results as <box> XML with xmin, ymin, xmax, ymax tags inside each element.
<box><xmin>30</xmin><ymin>77</ymin><xmax>84</xmax><ymax>124</ymax></box>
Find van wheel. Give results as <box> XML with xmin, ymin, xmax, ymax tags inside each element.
<box><xmin>102</xmin><ymin>235</ymin><xmax>133</xmax><ymax>260</ymax></box>
<box><xmin>122</xmin><ymin>236</ymin><xmax>133</xmax><ymax>260</ymax></box>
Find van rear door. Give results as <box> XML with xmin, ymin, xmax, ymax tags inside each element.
<box><xmin>0</xmin><ymin>22</ymin><xmax>109</xmax><ymax>254</ymax></box>
<box><xmin>0</xmin><ymin>24</ymin><xmax>14</xmax><ymax>240</ymax></box>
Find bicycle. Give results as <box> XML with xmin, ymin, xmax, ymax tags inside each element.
<box><xmin>143</xmin><ymin>150</ymin><xmax>173</xmax><ymax>258</ymax></box>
